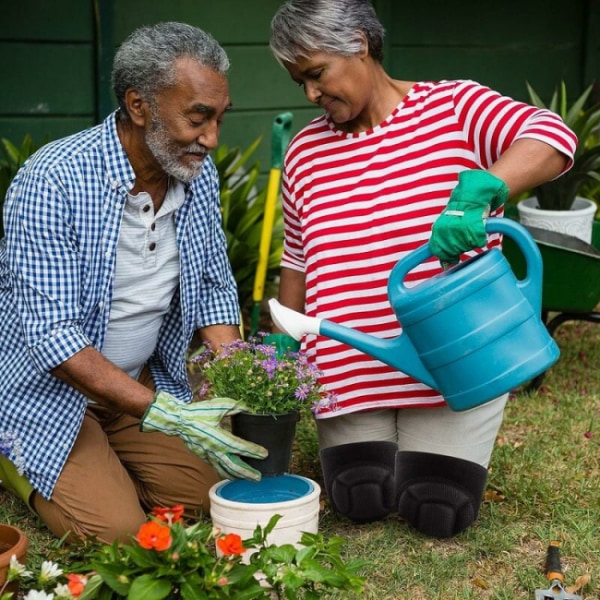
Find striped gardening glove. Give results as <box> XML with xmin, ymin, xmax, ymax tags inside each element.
<box><xmin>141</xmin><ymin>392</ymin><xmax>268</xmax><ymax>481</ymax></box>
<box><xmin>429</xmin><ymin>170</ymin><xmax>509</xmax><ymax>268</ymax></box>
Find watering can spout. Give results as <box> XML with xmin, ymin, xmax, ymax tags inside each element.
<box><xmin>268</xmin><ymin>299</ymin><xmax>438</xmax><ymax>390</ymax></box>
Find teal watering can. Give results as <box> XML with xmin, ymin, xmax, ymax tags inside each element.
<box><xmin>269</xmin><ymin>218</ymin><xmax>560</xmax><ymax>411</ymax></box>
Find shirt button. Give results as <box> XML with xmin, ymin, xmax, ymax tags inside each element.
<box><xmin>143</xmin><ymin>205</ymin><xmax>151</xmax><ymax>213</ymax></box>
<box><xmin>150</xmin><ymin>223</ymin><xmax>156</xmax><ymax>231</ymax></box>
<box><xmin>149</xmin><ymin>242</ymin><xmax>156</xmax><ymax>251</ymax></box>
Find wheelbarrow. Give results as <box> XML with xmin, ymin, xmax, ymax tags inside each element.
<box><xmin>502</xmin><ymin>219</ymin><xmax>600</xmax><ymax>389</ymax></box>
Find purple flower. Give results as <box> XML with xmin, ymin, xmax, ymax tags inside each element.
<box><xmin>295</xmin><ymin>383</ymin><xmax>311</xmax><ymax>401</ymax></box>
<box><xmin>0</xmin><ymin>431</ymin><xmax>25</xmax><ymax>475</ymax></box>
<box><xmin>260</xmin><ymin>357</ymin><xmax>278</xmax><ymax>379</ymax></box>
<box><xmin>188</xmin><ymin>337</ymin><xmax>326</xmax><ymax>414</ymax></box>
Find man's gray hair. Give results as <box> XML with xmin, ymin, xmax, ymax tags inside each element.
<box><xmin>270</xmin><ymin>0</ymin><xmax>384</xmax><ymax>65</ymax></box>
<box><xmin>112</xmin><ymin>21</ymin><xmax>229</xmax><ymax>118</ymax></box>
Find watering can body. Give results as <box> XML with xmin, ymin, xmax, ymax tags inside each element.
<box><xmin>270</xmin><ymin>218</ymin><xmax>559</xmax><ymax>411</ymax></box>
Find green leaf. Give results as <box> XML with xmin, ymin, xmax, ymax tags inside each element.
<box><xmin>77</xmin><ymin>574</ymin><xmax>106</xmax><ymax>600</ymax></box>
<box><xmin>294</xmin><ymin>544</ymin><xmax>318</xmax><ymax>564</ymax></box>
<box><xmin>180</xmin><ymin>580</ymin><xmax>210</xmax><ymax>600</ymax></box>
<box><xmin>122</xmin><ymin>544</ymin><xmax>163</xmax><ymax>568</ymax></box>
<box><xmin>91</xmin><ymin>563</ymin><xmax>132</xmax><ymax>596</ymax></box>
<box><xmin>127</xmin><ymin>574</ymin><xmax>172</xmax><ymax>600</ymax></box>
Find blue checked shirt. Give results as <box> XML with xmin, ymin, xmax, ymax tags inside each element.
<box><xmin>0</xmin><ymin>112</ymin><xmax>240</xmax><ymax>499</ymax></box>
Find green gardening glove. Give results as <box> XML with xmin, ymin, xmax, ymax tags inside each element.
<box><xmin>429</xmin><ymin>170</ymin><xmax>509</xmax><ymax>266</ymax></box>
<box><xmin>141</xmin><ymin>392</ymin><xmax>268</xmax><ymax>481</ymax></box>
<box><xmin>263</xmin><ymin>333</ymin><xmax>301</xmax><ymax>358</ymax></box>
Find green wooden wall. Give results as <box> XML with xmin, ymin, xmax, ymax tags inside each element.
<box><xmin>1</xmin><ymin>0</ymin><xmax>598</xmax><ymax>173</ymax></box>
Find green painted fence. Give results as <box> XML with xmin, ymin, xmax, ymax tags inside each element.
<box><xmin>0</xmin><ymin>0</ymin><xmax>598</xmax><ymax>173</ymax></box>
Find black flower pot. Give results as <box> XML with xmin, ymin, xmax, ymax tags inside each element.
<box><xmin>231</xmin><ymin>411</ymin><xmax>300</xmax><ymax>477</ymax></box>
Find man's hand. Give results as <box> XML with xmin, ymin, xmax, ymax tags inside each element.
<box><xmin>141</xmin><ymin>392</ymin><xmax>268</xmax><ymax>481</ymax></box>
<box><xmin>429</xmin><ymin>170</ymin><xmax>509</xmax><ymax>266</ymax></box>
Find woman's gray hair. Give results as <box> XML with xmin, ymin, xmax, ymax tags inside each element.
<box><xmin>270</xmin><ymin>0</ymin><xmax>384</xmax><ymax>65</ymax></box>
<box><xmin>112</xmin><ymin>21</ymin><xmax>229</xmax><ymax>118</ymax></box>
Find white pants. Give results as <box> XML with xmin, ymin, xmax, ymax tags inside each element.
<box><xmin>316</xmin><ymin>394</ymin><xmax>508</xmax><ymax>468</ymax></box>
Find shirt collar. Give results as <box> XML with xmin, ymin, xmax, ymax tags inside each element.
<box><xmin>101</xmin><ymin>110</ymin><xmax>137</xmax><ymax>193</ymax></box>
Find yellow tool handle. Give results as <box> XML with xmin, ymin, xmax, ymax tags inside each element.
<box><xmin>252</xmin><ymin>167</ymin><xmax>281</xmax><ymax>302</ymax></box>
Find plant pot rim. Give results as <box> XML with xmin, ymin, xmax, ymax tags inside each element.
<box><xmin>210</xmin><ymin>474</ymin><xmax>319</xmax><ymax>506</ymax></box>
<box><xmin>0</xmin><ymin>523</ymin><xmax>28</xmax><ymax>551</ymax></box>
<box><xmin>235</xmin><ymin>410</ymin><xmax>300</xmax><ymax>419</ymax></box>
<box><xmin>0</xmin><ymin>523</ymin><xmax>29</xmax><ymax>588</ymax></box>
<box><xmin>517</xmin><ymin>196</ymin><xmax>597</xmax><ymax>216</ymax></box>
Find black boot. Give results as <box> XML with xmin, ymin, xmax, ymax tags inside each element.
<box><xmin>320</xmin><ymin>441</ymin><xmax>397</xmax><ymax>523</ymax></box>
<box><xmin>395</xmin><ymin>451</ymin><xmax>488</xmax><ymax>538</ymax></box>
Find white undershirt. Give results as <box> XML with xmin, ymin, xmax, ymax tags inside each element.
<box><xmin>102</xmin><ymin>180</ymin><xmax>185</xmax><ymax>379</ymax></box>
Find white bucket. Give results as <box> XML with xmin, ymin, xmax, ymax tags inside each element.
<box><xmin>209</xmin><ymin>474</ymin><xmax>320</xmax><ymax>559</ymax></box>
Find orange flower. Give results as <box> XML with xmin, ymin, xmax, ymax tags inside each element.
<box><xmin>151</xmin><ymin>504</ymin><xmax>185</xmax><ymax>525</ymax></box>
<box><xmin>217</xmin><ymin>532</ymin><xmax>246</xmax><ymax>556</ymax></box>
<box><xmin>136</xmin><ymin>520</ymin><xmax>172</xmax><ymax>551</ymax></box>
<box><xmin>67</xmin><ymin>573</ymin><xmax>88</xmax><ymax>598</ymax></box>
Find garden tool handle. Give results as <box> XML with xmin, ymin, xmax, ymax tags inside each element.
<box><xmin>271</xmin><ymin>112</ymin><xmax>293</xmax><ymax>169</ymax></box>
<box><xmin>544</xmin><ymin>541</ymin><xmax>565</xmax><ymax>583</ymax></box>
<box><xmin>251</xmin><ymin>112</ymin><xmax>294</xmax><ymax>335</ymax></box>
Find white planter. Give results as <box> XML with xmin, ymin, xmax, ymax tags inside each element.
<box><xmin>209</xmin><ymin>474</ymin><xmax>320</xmax><ymax>561</ymax></box>
<box><xmin>516</xmin><ymin>196</ymin><xmax>597</xmax><ymax>244</ymax></box>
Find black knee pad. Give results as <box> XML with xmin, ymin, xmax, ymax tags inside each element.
<box><xmin>395</xmin><ymin>451</ymin><xmax>488</xmax><ymax>538</ymax></box>
<box><xmin>320</xmin><ymin>441</ymin><xmax>397</xmax><ymax>523</ymax></box>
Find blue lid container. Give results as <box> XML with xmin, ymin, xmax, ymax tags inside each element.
<box><xmin>215</xmin><ymin>474</ymin><xmax>313</xmax><ymax>504</ymax></box>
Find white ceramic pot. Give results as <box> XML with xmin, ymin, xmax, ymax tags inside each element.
<box><xmin>209</xmin><ymin>474</ymin><xmax>320</xmax><ymax>561</ymax></box>
<box><xmin>516</xmin><ymin>196</ymin><xmax>597</xmax><ymax>244</ymax></box>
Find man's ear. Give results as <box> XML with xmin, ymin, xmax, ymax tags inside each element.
<box><xmin>123</xmin><ymin>89</ymin><xmax>149</xmax><ymax>127</ymax></box>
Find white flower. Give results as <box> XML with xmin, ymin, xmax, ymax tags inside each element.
<box><xmin>53</xmin><ymin>583</ymin><xmax>74</xmax><ymax>599</ymax></box>
<box><xmin>23</xmin><ymin>591</ymin><xmax>55</xmax><ymax>600</ymax></box>
<box><xmin>9</xmin><ymin>553</ymin><xmax>33</xmax><ymax>578</ymax></box>
<box><xmin>39</xmin><ymin>560</ymin><xmax>63</xmax><ymax>582</ymax></box>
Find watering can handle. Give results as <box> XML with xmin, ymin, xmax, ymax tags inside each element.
<box><xmin>390</xmin><ymin>218</ymin><xmax>544</xmax><ymax>312</ymax></box>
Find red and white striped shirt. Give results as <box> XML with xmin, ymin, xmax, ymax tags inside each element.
<box><xmin>280</xmin><ymin>79</ymin><xmax>577</xmax><ymax>417</ymax></box>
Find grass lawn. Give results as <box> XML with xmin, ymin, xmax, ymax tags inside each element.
<box><xmin>1</xmin><ymin>316</ymin><xmax>599</xmax><ymax>599</ymax></box>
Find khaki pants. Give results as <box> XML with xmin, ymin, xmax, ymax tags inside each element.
<box><xmin>316</xmin><ymin>393</ymin><xmax>508</xmax><ymax>468</ymax></box>
<box><xmin>32</xmin><ymin>370</ymin><xmax>221</xmax><ymax>544</ymax></box>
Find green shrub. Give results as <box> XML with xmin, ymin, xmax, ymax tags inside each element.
<box><xmin>213</xmin><ymin>138</ymin><xmax>283</xmax><ymax>312</ymax></box>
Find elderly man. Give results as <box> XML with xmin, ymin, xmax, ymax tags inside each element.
<box><xmin>0</xmin><ymin>22</ymin><xmax>265</xmax><ymax>543</ymax></box>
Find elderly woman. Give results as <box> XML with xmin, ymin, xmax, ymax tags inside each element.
<box><xmin>269</xmin><ymin>0</ymin><xmax>576</xmax><ymax>537</ymax></box>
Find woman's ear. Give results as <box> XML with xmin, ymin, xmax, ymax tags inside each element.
<box><xmin>356</xmin><ymin>30</ymin><xmax>370</xmax><ymax>59</ymax></box>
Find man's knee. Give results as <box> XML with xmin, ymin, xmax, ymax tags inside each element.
<box><xmin>32</xmin><ymin>491</ymin><xmax>146</xmax><ymax>544</ymax></box>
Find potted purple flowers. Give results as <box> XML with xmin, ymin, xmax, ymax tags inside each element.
<box><xmin>189</xmin><ymin>336</ymin><xmax>334</xmax><ymax>476</ymax></box>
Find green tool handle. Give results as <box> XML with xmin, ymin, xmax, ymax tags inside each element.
<box><xmin>544</xmin><ymin>541</ymin><xmax>564</xmax><ymax>582</ymax></box>
<box><xmin>270</xmin><ymin>112</ymin><xmax>293</xmax><ymax>169</ymax></box>
<box><xmin>250</xmin><ymin>112</ymin><xmax>293</xmax><ymax>336</ymax></box>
